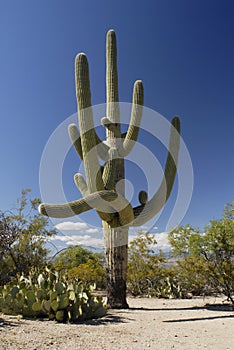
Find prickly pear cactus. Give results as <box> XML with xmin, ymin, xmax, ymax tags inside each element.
<box><xmin>0</xmin><ymin>268</ymin><xmax>106</xmax><ymax>322</ymax></box>
<box><xmin>39</xmin><ymin>30</ymin><xmax>180</xmax><ymax>308</ymax></box>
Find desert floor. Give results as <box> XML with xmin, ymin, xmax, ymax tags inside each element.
<box><xmin>0</xmin><ymin>296</ymin><xmax>233</xmax><ymax>350</ymax></box>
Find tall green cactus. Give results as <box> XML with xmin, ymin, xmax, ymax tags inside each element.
<box><xmin>39</xmin><ymin>30</ymin><xmax>180</xmax><ymax>308</ymax></box>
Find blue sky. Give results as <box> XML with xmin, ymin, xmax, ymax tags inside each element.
<box><xmin>0</xmin><ymin>0</ymin><xmax>233</xmax><ymax>251</ymax></box>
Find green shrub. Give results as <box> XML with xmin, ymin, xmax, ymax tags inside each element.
<box><xmin>52</xmin><ymin>245</ymin><xmax>106</xmax><ymax>289</ymax></box>
<box><xmin>68</xmin><ymin>259</ymin><xmax>106</xmax><ymax>289</ymax></box>
<box><xmin>168</xmin><ymin>206</ymin><xmax>234</xmax><ymax>303</ymax></box>
<box><xmin>127</xmin><ymin>231</ymin><xmax>182</xmax><ymax>298</ymax></box>
<box><xmin>0</xmin><ymin>189</ymin><xmax>56</xmax><ymax>285</ymax></box>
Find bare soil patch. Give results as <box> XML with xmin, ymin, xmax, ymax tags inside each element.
<box><xmin>0</xmin><ymin>296</ymin><xmax>233</xmax><ymax>350</ymax></box>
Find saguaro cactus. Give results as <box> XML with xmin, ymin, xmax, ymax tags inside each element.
<box><xmin>39</xmin><ymin>30</ymin><xmax>180</xmax><ymax>308</ymax></box>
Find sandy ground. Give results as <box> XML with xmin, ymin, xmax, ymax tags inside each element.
<box><xmin>0</xmin><ymin>296</ymin><xmax>233</xmax><ymax>350</ymax></box>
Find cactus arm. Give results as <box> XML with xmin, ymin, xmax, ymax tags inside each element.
<box><xmin>75</xmin><ymin>53</ymin><xmax>104</xmax><ymax>192</ymax></box>
<box><xmin>138</xmin><ymin>190</ymin><xmax>148</xmax><ymax>204</ymax></box>
<box><xmin>68</xmin><ymin>122</ymin><xmax>110</xmax><ymax>164</ymax></box>
<box><xmin>118</xmin><ymin>202</ymin><xmax>134</xmax><ymax>226</ymax></box>
<box><xmin>68</xmin><ymin>124</ymin><xmax>83</xmax><ymax>160</ymax></box>
<box><xmin>39</xmin><ymin>199</ymin><xmax>92</xmax><ymax>218</ymax></box>
<box><xmin>120</xmin><ymin>80</ymin><xmax>144</xmax><ymax>157</ymax></box>
<box><xmin>106</xmin><ymin>30</ymin><xmax>119</xmax><ymax>106</ymax></box>
<box><xmin>38</xmin><ymin>190</ymin><xmax>118</xmax><ymax>218</ymax></box>
<box><xmin>68</xmin><ymin>122</ymin><xmax>109</xmax><ymax>162</ymax></box>
<box><xmin>75</xmin><ymin>52</ymin><xmax>109</xmax><ymax>160</ymax></box>
<box><xmin>102</xmin><ymin>148</ymin><xmax>118</xmax><ymax>190</ymax></box>
<box><xmin>101</xmin><ymin>116</ymin><xmax>116</xmax><ymax>132</ymax></box>
<box><xmin>74</xmin><ymin>173</ymin><xmax>88</xmax><ymax>197</ymax></box>
<box><xmin>132</xmin><ymin>117</ymin><xmax>181</xmax><ymax>226</ymax></box>
<box><xmin>38</xmin><ymin>189</ymin><xmax>134</xmax><ymax>225</ymax></box>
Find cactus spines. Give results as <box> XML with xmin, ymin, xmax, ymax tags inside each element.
<box><xmin>39</xmin><ymin>29</ymin><xmax>180</xmax><ymax>308</ymax></box>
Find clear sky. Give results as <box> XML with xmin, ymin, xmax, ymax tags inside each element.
<box><xmin>0</xmin><ymin>0</ymin><xmax>233</xmax><ymax>251</ymax></box>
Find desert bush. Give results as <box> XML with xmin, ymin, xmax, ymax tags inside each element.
<box><xmin>168</xmin><ymin>204</ymin><xmax>234</xmax><ymax>302</ymax></box>
<box><xmin>168</xmin><ymin>225</ymin><xmax>210</xmax><ymax>296</ymax></box>
<box><xmin>52</xmin><ymin>245</ymin><xmax>106</xmax><ymax>289</ymax></box>
<box><xmin>68</xmin><ymin>259</ymin><xmax>106</xmax><ymax>289</ymax></box>
<box><xmin>0</xmin><ymin>189</ymin><xmax>56</xmax><ymax>285</ymax></box>
<box><xmin>169</xmin><ymin>255</ymin><xmax>211</xmax><ymax>296</ymax></box>
<box><xmin>127</xmin><ymin>231</ymin><xmax>182</xmax><ymax>298</ymax></box>
<box><xmin>200</xmin><ymin>216</ymin><xmax>234</xmax><ymax>302</ymax></box>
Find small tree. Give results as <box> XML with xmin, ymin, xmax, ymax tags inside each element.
<box><xmin>0</xmin><ymin>189</ymin><xmax>56</xmax><ymax>284</ymax></box>
<box><xmin>169</xmin><ymin>203</ymin><xmax>234</xmax><ymax>302</ymax></box>
<box><xmin>0</xmin><ymin>213</ymin><xmax>20</xmax><ymax>254</ymax></box>
<box><xmin>168</xmin><ymin>224</ymin><xmax>200</xmax><ymax>257</ymax></box>
<box><xmin>201</xmin><ymin>215</ymin><xmax>234</xmax><ymax>302</ymax></box>
<box><xmin>168</xmin><ymin>225</ymin><xmax>207</xmax><ymax>296</ymax></box>
<box><xmin>68</xmin><ymin>259</ymin><xmax>106</xmax><ymax>289</ymax></box>
<box><xmin>127</xmin><ymin>231</ymin><xmax>166</xmax><ymax>296</ymax></box>
<box><xmin>52</xmin><ymin>245</ymin><xmax>106</xmax><ymax>289</ymax></box>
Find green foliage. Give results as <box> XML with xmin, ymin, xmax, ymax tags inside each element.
<box><xmin>201</xmin><ymin>216</ymin><xmax>234</xmax><ymax>302</ymax></box>
<box><xmin>223</xmin><ymin>202</ymin><xmax>234</xmax><ymax>220</ymax></box>
<box><xmin>169</xmin><ymin>255</ymin><xmax>210</xmax><ymax>296</ymax></box>
<box><xmin>0</xmin><ymin>189</ymin><xmax>56</xmax><ymax>285</ymax></box>
<box><xmin>53</xmin><ymin>245</ymin><xmax>101</xmax><ymax>269</ymax></box>
<box><xmin>68</xmin><ymin>259</ymin><xmax>106</xmax><ymax>289</ymax></box>
<box><xmin>168</xmin><ymin>224</ymin><xmax>200</xmax><ymax>257</ymax></box>
<box><xmin>127</xmin><ymin>231</ymin><xmax>161</xmax><ymax>295</ymax></box>
<box><xmin>168</xmin><ymin>203</ymin><xmax>234</xmax><ymax>302</ymax></box>
<box><xmin>168</xmin><ymin>225</ymin><xmax>209</xmax><ymax>296</ymax></box>
<box><xmin>127</xmin><ymin>231</ymin><xmax>182</xmax><ymax>298</ymax></box>
<box><xmin>0</xmin><ymin>267</ymin><xmax>106</xmax><ymax>322</ymax></box>
<box><xmin>0</xmin><ymin>214</ymin><xmax>19</xmax><ymax>253</ymax></box>
<box><xmin>52</xmin><ymin>245</ymin><xmax>106</xmax><ymax>289</ymax></box>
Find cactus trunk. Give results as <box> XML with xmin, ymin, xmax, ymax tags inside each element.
<box><xmin>103</xmin><ymin>222</ymin><xmax>129</xmax><ymax>308</ymax></box>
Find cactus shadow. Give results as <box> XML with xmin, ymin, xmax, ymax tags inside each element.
<box><xmin>129</xmin><ymin>303</ymin><xmax>234</xmax><ymax>312</ymax></box>
<box><xmin>128</xmin><ymin>303</ymin><xmax>234</xmax><ymax>323</ymax></box>
<box><xmin>163</xmin><ymin>314</ymin><xmax>234</xmax><ymax>323</ymax></box>
<box><xmin>0</xmin><ymin>317</ymin><xmax>19</xmax><ymax>328</ymax></box>
<box><xmin>81</xmin><ymin>312</ymin><xmax>134</xmax><ymax>326</ymax></box>
<box><xmin>128</xmin><ymin>305</ymin><xmax>205</xmax><ymax>311</ymax></box>
<box><xmin>204</xmin><ymin>303</ymin><xmax>234</xmax><ymax>311</ymax></box>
